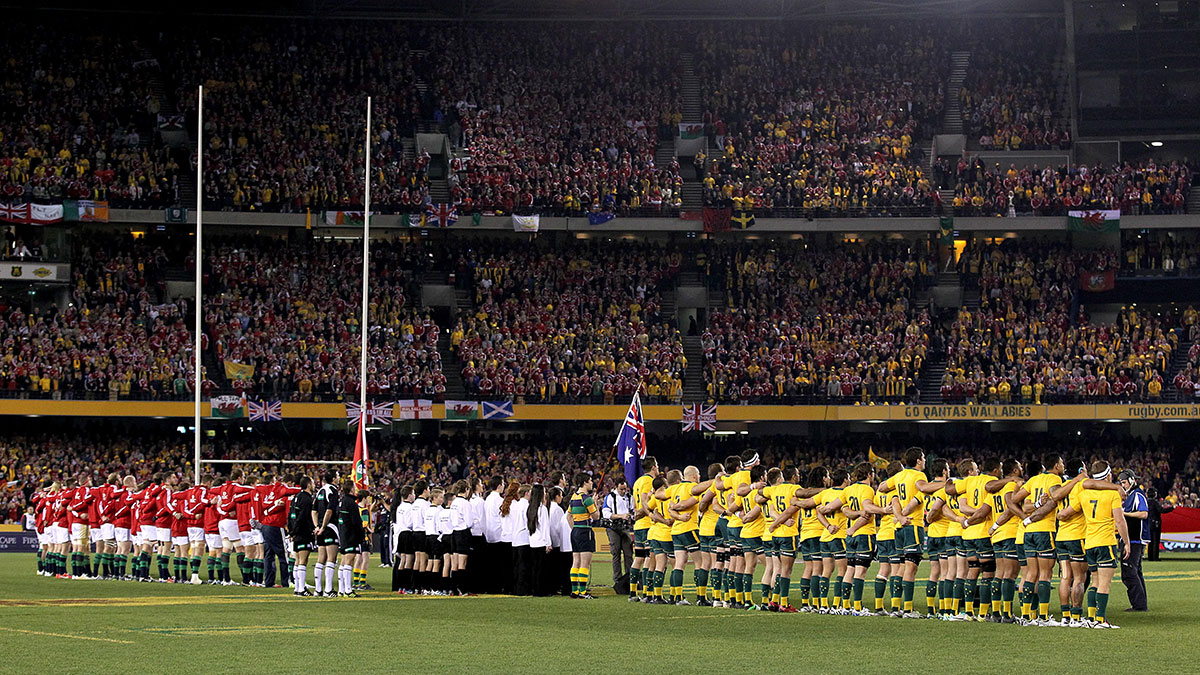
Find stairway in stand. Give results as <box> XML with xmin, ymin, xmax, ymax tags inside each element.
<box><xmin>680</xmin><ymin>52</ymin><xmax>702</xmax><ymax>122</ymax></box>
<box><xmin>942</xmin><ymin>51</ymin><xmax>971</xmax><ymax>136</ymax></box>
<box><xmin>436</xmin><ymin>333</ymin><xmax>467</xmax><ymax>399</ymax></box>
<box><xmin>682</xmin><ymin>336</ymin><xmax>706</xmax><ymax>402</ymax></box>
<box><xmin>917</xmin><ymin>352</ymin><xmax>949</xmax><ymax>404</ymax></box>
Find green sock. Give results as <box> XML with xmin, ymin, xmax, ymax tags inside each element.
<box><xmin>832</xmin><ymin>577</ymin><xmax>843</xmax><ymax>605</ymax></box>
<box><xmin>1037</xmin><ymin>581</ymin><xmax>1052</xmax><ymax>616</ymax></box>
<box><xmin>1096</xmin><ymin>592</ymin><xmax>1109</xmax><ymax>622</ymax></box>
<box><xmin>926</xmin><ymin>580</ymin><xmax>937</xmax><ymax>613</ymax></box>
<box><xmin>1087</xmin><ymin>586</ymin><xmax>1097</xmax><ymax>612</ymax></box>
<box><xmin>809</xmin><ymin>575</ymin><xmax>821</xmax><ymax>603</ymax></box>
<box><xmin>853</xmin><ymin>577</ymin><xmax>865</xmax><ymax>603</ymax></box>
<box><xmin>902</xmin><ymin>580</ymin><xmax>915</xmax><ymax>604</ymax></box>
<box><xmin>1002</xmin><ymin>579</ymin><xmax>1016</xmax><ymax>614</ymax></box>
<box><xmin>800</xmin><ymin>577</ymin><xmax>811</xmax><ymax>601</ymax></box>
<box><xmin>873</xmin><ymin>577</ymin><xmax>885</xmax><ymax>607</ymax></box>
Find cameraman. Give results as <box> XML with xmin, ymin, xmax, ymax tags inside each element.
<box><xmin>602</xmin><ymin>479</ymin><xmax>635</xmax><ymax>595</ymax></box>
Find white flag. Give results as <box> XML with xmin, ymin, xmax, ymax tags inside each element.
<box><xmin>30</xmin><ymin>203</ymin><xmax>63</xmax><ymax>224</ymax></box>
<box><xmin>512</xmin><ymin>214</ymin><xmax>540</xmax><ymax>232</ymax></box>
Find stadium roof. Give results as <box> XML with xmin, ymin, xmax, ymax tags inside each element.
<box><xmin>9</xmin><ymin>0</ymin><xmax>1064</xmax><ymax>20</ymax></box>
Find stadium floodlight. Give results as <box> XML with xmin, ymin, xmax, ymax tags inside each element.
<box><xmin>1151</xmin><ymin>141</ymin><xmax>1164</xmax><ymax>147</ymax></box>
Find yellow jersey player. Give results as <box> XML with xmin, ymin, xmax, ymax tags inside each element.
<box><xmin>941</xmin><ymin>467</ymin><xmax>970</xmax><ymax>619</ymax></box>
<box><xmin>814</xmin><ymin>468</ymin><xmax>851</xmax><ymax>613</ymax></box>
<box><xmin>843</xmin><ymin>462</ymin><xmax>885</xmax><ymax>615</ymax></box>
<box><xmin>630</xmin><ymin>456</ymin><xmax>660</xmax><ymax>601</ymax></box>
<box><xmin>985</xmin><ymin>459</ymin><xmax>1023</xmax><ymax>622</ymax></box>
<box><xmin>878</xmin><ymin>447</ymin><xmax>944</xmax><ymax>617</ymax></box>
<box><xmin>766</xmin><ymin>466</ymin><xmax>802</xmax><ymax>612</ymax></box>
<box><xmin>696</xmin><ymin>462</ymin><xmax>725</xmax><ymax>607</ymax></box>
<box><xmin>874</xmin><ymin>461</ymin><xmax>901</xmax><ymax>614</ymax></box>
<box><xmin>735</xmin><ymin>465</ymin><xmax>768</xmax><ymax>610</ymax></box>
<box><xmin>758</xmin><ymin>468</ymin><xmax>782</xmax><ymax>612</ymax></box>
<box><xmin>715</xmin><ymin>454</ymin><xmax>750</xmax><ymax>607</ymax></box>
<box><xmin>1059</xmin><ymin>461</ymin><xmax>1130</xmax><ymax>629</ymax></box>
<box><xmin>1012</xmin><ymin>454</ymin><xmax>1065</xmax><ymax>623</ymax></box>
<box><xmin>644</xmin><ymin>476</ymin><xmax>673</xmax><ymax>604</ymax></box>
<box><xmin>667</xmin><ymin>466</ymin><xmax>715</xmax><ymax>606</ymax></box>
<box><xmin>953</xmin><ymin>457</ymin><xmax>996</xmax><ymax>620</ymax></box>
<box><xmin>921</xmin><ymin>458</ymin><xmax>951</xmax><ymax>618</ymax></box>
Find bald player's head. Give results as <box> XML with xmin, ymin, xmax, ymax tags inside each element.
<box><xmin>683</xmin><ymin>465</ymin><xmax>700</xmax><ymax>482</ymax></box>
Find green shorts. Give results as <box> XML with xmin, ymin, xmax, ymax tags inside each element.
<box><xmin>740</xmin><ymin>535</ymin><xmax>763</xmax><ymax>554</ymax></box>
<box><xmin>991</xmin><ymin>537</ymin><xmax>1018</xmax><ymax>560</ymax></box>
<box><xmin>1016</xmin><ymin>543</ymin><xmax>1026</xmax><ymax>564</ymax></box>
<box><xmin>1085</xmin><ymin>544</ymin><xmax>1118</xmax><ymax>571</ymax></box>
<box><xmin>964</xmin><ymin>537</ymin><xmax>994</xmax><ymax>560</ymax></box>
<box><xmin>1024</xmin><ymin>532</ymin><xmax>1055</xmax><ymax>559</ymax></box>
<box><xmin>1055</xmin><ymin>538</ymin><xmax>1084</xmax><ymax>563</ymax></box>
<box><xmin>633</xmin><ymin>526</ymin><xmax>652</xmax><ymax>552</ymax></box>
<box><xmin>819</xmin><ymin>539</ymin><xmax>847</xmax><ymax>559</ymax></box>
<box><xmin>672</xmin><ymin>531</ymin><xmax>700</xmax><ymax>552</ymax></box>
<box><xmin>649</xmin><ymin>538</ymin><xmax>673</xmax><ymax>556</ymax></box>
<box><xmin>925</xmin><ymin>535</ymin><xmax>944</xmax><ymax>559</ymax></box>
<box><xmin>876</xmin><ymin>538</ymin><xmax>896</xmax><ymax>564</ymax></box>
<box><xmin>846</xmin><ymin>534</ymin><xmax>875</xmax><ymax>563</ymax></box>
<box><xmin>800</xmin><ymin>536</ymin><xmax>821</xmax><ymax>562</ymax></box>
<box><xmin>894</xmin><ymin>525</ymin><xmax>925</xmax><ymax>557</ymax></box>
<box><xmin>714</xmin><ymin>518</ymin><xmax>729</xmax><ymax>547</ymax></box>
<box><xmin>775</xmin><ymin>535</ymin><xmax>798</xmax><ymax>558</ymax></box>
<box><xmin>726</xmin><ymin>525</ymin><xmax>743</xmax><ymax>550</ymax></box>
<box><xmin>699</xmin><ymin>534</ymin><xmax>719</xmax><ymax>553</ymax></box>
<box><xmin>946</xmin><ymin>536</ymin><xmax>965</xmax><ymax>557</ymax></box>
<box><xmin>762</xmin><ymin>538</ymin><xmax>777</xmax><ymax>557</ymax></box>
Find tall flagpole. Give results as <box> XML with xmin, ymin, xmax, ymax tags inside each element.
<box><xmin>360</xmin><ymin>97</ymin><xmax>371</xmax><ymax>418</ymax></box>
<box><xmin>193</xmin><ymin>85</ymin><xmax>203</xmax><ymax>484</ymax></box>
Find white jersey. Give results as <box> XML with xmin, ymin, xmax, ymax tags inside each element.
<box><xmin>469</xmin><ymin>495</ymin><xmax>485</xmax><ymax>536</ymax></box>
<box><xmin>484</xmin><ymin>491</ymin><xmax>504</xmax><ymax>543</ymax></box>
<box><xmin>423</xmin><ymin>505</ymin><xmax>438</xmax><ymax>537</ymax></box>
<box><xmin>436</xmin><ymin>507</ymin><xmax>455</xmax><ymax>537</ymax></box>
<box><xmin>394</xmin><ymin>501</ymin><xmax>413</xmax><ymax>532</ymax></box>
<box><xmin>410</xmin><ymin>498</ymin><xmax>430</xmax><ymax>533</ymax></box>
<box><xmin>452</xmin><ymin>498</ymin><xmax>472</xmax><ymax>531</ymax></box>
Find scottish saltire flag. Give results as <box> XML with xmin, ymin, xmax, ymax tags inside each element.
<box><xmin>247</xmin><ymin>399</ymin><xmax>283</xmax><ymax>422</ymax></box>
<box><xmin>588</xmin><ymin>211</ymin><xmax>616</xmax><ymax>225</ymax></box>
<box><xmin>616</xmin><ymin>392</ymin><xmax>647</xmax><ymax>488</ymax></box>
<box><xmin>481</xmin><ymin>400</ymin><xmax>514</xmax><ymax>419</ymax></box>
<box><xmin>680</xmin><ymin>403</ymin><xmax>717</xmax><ymax>432</ymax></box>
<box><xmin>425</xmin><ymin>203</ymin><xmax>458</xmax><ymax>227</ymax></box>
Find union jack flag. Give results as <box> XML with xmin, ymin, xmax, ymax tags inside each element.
<box><xmin>616</xmin><ymin>392</ymin><xmax>647</xmax><ymax>487</ymax></box>
<box><xmin>0</xmin><ymin>202</ymin><xmax>29</xmax><ymax>224</ymax></box>
<box><xmin>425</xmin><ymin>203</ymin><xmax>458</xmax><ymax>228</ymax></box>
<box><xmin>681</xmin><ymin>403</ymin><xmax>717</xmax><ymax>432</ymax></box>
<box><xmin>247</xmin><ymin>399</ymin><xmax>283</xmax><ymax>422</ymax></box>
<box><xmin>346</xmin><ymin>401</ymin><xmax>393</xmax><ymax>425</ymax></box>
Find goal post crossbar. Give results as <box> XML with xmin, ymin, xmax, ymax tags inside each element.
<box><xmin>198</xmin><ymin>459</ymin><xmax>353</xmax><ymax>466</ymax></box>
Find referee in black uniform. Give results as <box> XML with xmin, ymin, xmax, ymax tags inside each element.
<box><xmin>337</xmin><ymin>480</ymin><xmax>365</xmax><ymax>597</ymax></box>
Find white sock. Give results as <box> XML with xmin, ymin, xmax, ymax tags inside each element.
<box><xmin>314</xmin><ymin>563</ymin><xmax>324</xmax><ymax>593</ymax></box>
<box><xmin>294</xmin><ymin>564</ymin><xmax>306</xmax><ymax>591</ymax></box>
<box><xmin>325</xmin><ymin>563</ymin><xmax>336</xmax><ymax>592</ymax></box>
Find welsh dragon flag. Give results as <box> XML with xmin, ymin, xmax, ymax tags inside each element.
<box><xmin>1068</xmin><ymin>209</ymin><xmax>1120</xmax><ymax>233</ymax></box>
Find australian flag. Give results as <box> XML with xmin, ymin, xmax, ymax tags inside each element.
<box><xmin>615</xmin><ymin>392</ymin><xmax>647</xmax><ymax>488</ymax></box>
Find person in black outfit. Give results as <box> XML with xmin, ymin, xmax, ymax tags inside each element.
<box><xmin>337</xmin><ymin>479</ymin><xmax>365</xmax><ymax>597</ymax></box>
<box><xmin>286</xmin><ymin>476</ymin><xmax>316</xmax><ymax>596</ymax></box>
<box><xmin>1147</xmin><ymin>487</ymin><xmax>1174</xmax><ymax>562</ymax></box>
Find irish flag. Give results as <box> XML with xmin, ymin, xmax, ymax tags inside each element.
<box><xmin>1068</xmin><ymin>209</ymin><xmax>1120</xmax><ymax>233</ymax></box>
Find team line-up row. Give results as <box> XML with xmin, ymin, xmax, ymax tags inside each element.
<box><xmin>621</xmin><ymin>448</ymin><xmax>1133</xmax><ymax>629</ymax></box>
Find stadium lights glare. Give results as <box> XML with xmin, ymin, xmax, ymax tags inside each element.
<box><xmin>1151</xmin><ymin>141</ymin><xmax>1164</xmax><ymax>147</ymax></box>
<box><xmin>713</xmin><ymin>430</ymin><xmax>737</xmax><ymax>435</ymax></box>
<box><xmin>916</xmin><ymin>419</ymin><xmax>948</xmax><ymax>424</ymax></box>
<box><xmin>864</xmin><ymin>419</ymin><xmax>887</xmax><ymax>424</ymax></box>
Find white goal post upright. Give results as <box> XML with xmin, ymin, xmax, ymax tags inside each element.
<box><xmin>194</xmin><ymin>85</ymin><xmax>203</xmax><ymax>485</ymax></box>
<box><xmin>360</xmin><ymin>96</ymin><xmax>371</xmax><ymax>418</ymax></box>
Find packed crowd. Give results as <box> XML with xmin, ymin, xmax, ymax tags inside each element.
<box><xmin>451</xmin><ymin>241</ymin><xmax>686</xmax><ymax>403</ymax></box>
<box><xmin>0</xmin><ymin>24</ymin><xmax>184</xmax><ymax>207</ymax></box>
<box><xmin>170</xmin><ymin>24</ymin><xmax>430</xmax><ymax>213</ymax></box>
<box><xmin>436</xmin><ymin>25</ymin><xmax>684</xmax><ymax>216</ymax></box>
<box><xmin>0</xmin><ymin>234</ymin><xmax>192</xmax><ymax>400</ymax></box>
<box><xmin>941</xmin><ymin>241</ymin><xmax>1172</xmax><ymax>403</ymax></box>
<box><xmin>952</xmin><ymin>159</ymin><xmax>1192</xmax><ymax>217</ymax></box>
<box><xmin>959</xmin><ymin>23</ymin><xmax>1070</xmax><ymax>152</ymax></box>
<box><xmin>693</xmin><ymin>24</ymin><xmax>947</xmax><ymax>218</ymax></box>
<box><xmin>701</xmin><ymin>241</ymin><xmax>934</xmax><ymax>403</ymax></box>
<box><xmin>203</xmin><ymin>237</ymin><xmax>442</xmax><ymax>400</ymax></box>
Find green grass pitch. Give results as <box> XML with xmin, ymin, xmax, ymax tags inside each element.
<box><xmin>1</xmin><ymin>553</ymin><xmax>1199</xmax><ymax>673</ymax></box>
